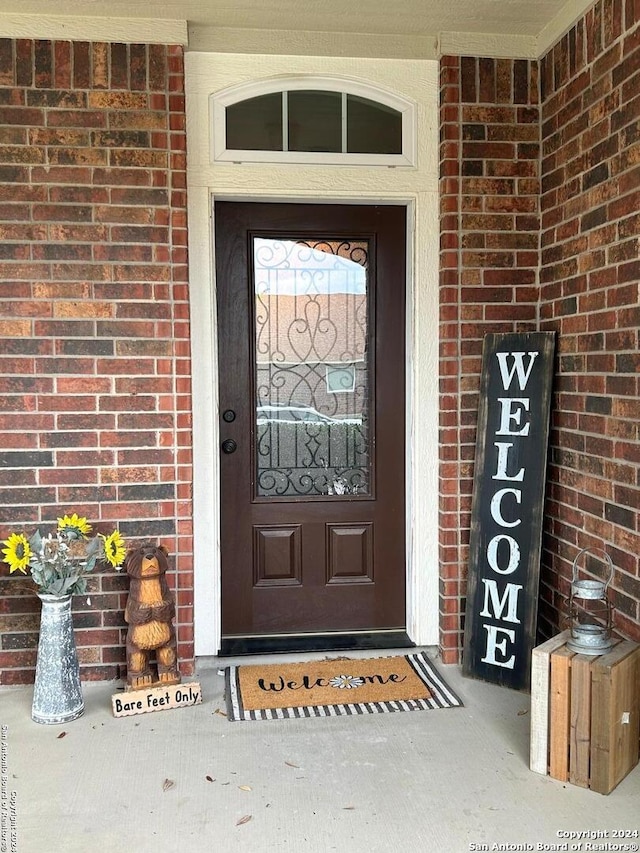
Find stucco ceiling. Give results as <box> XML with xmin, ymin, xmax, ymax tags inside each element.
<box><xmin>0</xmin><ymin>0</ymin><xmax>579</xmax><ymax>36</ymax></box>
<box><xmin>0</xmin><ymin>0</ymin><xmax>594</xmax><ymax>57</ymax></box>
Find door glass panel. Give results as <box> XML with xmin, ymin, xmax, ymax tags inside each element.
<box><xmin>253</xmin><ymin>237</ymin><xmax>370</xmax><ymax>498</ymax></box>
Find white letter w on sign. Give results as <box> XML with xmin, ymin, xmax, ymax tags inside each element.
<box><xmin>496</xmin><ymin>351</ymin><xmax>538</xmax><ymax>391</ymax></box>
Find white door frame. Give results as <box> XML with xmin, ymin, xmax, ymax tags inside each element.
<box><xmin>186</xmin><ymin>53</ymin><xmax>440</xmax><ymax>656</ymax></box>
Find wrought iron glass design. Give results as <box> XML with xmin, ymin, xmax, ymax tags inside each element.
<box><xmin>254</xmin><ymin>237</ymin><xmax>370</xmax><ymax>498</ymax></box>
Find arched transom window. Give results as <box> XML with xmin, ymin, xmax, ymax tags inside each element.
<box><xmin>211</xmin><ymin>77</ymin><xmax>416</xmax><ymax>166</ymax></box>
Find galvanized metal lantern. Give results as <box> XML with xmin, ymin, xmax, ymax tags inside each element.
<box><xmin>566</xmin><ymin>547</ymin><xmax>615</xmax><ymax>655</ymax></box>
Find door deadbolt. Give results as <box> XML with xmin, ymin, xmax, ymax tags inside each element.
<box><xmin>221</xmin><ymin>438</ymin><xmax>237</xmax><ymax>454</ymax></box>
<box><xmin>222</xmin><ymin>409</ymin><xmax>236</xmax><ymax>423</ymax></box>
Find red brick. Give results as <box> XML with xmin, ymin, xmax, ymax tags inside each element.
<box><xmin>14</xmin><ymin>40</ymin><xmax>32</xmax><ymax>87</ymax></box>
<box><xmin>462</xmin><ymin>141</ymin><xmax>516</xmax><ymax>159</ymax></box>
<box><xmin>0</xmin><ymin>108</ymin><xmax>45</xmax><ymax>132</ymax></box>
<box><xmin>536</xmin><ymin>2</ymin><xmax>640</xmax><ymax>639</ymax></box>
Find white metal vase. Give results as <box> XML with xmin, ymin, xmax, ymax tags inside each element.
<box><xmin>32</xmin><ymin>593</ymin><xmax>84</xmax><ymax>725</ymax></box>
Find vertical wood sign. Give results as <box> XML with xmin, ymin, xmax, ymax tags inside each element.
<box><xmin>462</xmin><ymin>332</ymin><xmax>556</xmax><ymax>691</ymax></box>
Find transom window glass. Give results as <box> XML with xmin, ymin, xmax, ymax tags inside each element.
<box><xmin>347</xmin><ymin>95</ymin><xmax>402</xmax><ymax>154</ymax></box>
<box><xmin>212</xmin><ymin>77</ymin><xmax>415</xmax><ymax>166</ymax></box>
<box><xmin>288</xmin><ymin>90</ymin><xmax>342</xmax><ymax>153</ymax></box>
<box><xmin>226</xmin><ymin>93</ymin><xmax>282</xmax><ymax>151</ymax></box>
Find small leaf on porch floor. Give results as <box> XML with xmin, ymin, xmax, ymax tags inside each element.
<box><xmin>162</xmin><ymin>778</ymin><xmax>175</xmax><ymax>791</ymax></box>
<box><xmin>236</xmin><ymin>815</ymin><xmax>252</xmax><ymax>826</ymax></box>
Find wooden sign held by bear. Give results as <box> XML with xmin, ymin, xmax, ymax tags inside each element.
<box><xmin>124</xmin><ymin>545</ymin><xmax>181</xmax><ymax>691</ymax></box>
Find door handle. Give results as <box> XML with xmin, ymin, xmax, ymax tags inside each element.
<box><xmin>221</xmin><ymin>439</ymin><xmax>237</xmax><ymax>454</ymax></box>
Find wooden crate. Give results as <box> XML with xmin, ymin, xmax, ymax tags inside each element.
<box><xmin>530</xmin><ymin>634</ymin><xmax>640</xmax><ymax>794</ymax></box>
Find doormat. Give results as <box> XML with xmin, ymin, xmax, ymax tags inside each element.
<box><xmin>224</xmin><ymin>652</ymin><xmax>463</xmax><ymax>721</ymax></box>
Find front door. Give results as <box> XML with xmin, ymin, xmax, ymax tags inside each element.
<box><xmin>215</xmin><ymin>202</ymin><xmax>406</xmax><ymax>644</ymax></box>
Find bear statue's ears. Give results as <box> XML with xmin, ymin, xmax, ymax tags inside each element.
<box><xmin>125</xmin><ymin>544</ymin><xmax>169</xmax><ymax>559</ymax></box>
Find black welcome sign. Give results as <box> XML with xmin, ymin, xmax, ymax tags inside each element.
<box><xmin>462</xmin><ymin>332</ymin><xmax>556</xmax><ymax>691</ymax></box>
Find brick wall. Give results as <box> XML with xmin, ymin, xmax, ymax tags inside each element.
<box><xmin>439</xmin><ymin>1</ymin><xmax>640</xmax><ymax>664</ymax></box>
<box><xmin>539</xmin><ymin>0</ymin><xmax>640</xmax><ymax>643</ymax></box>
<box><xmin>1</xmin><ymin>13</ymin><xmax>637</xmax><ymax>681</ymax></box>
<box><xmin>0</xmin><ymin>39</ymin><xmax>193</xmax><ymax>684</ymax></box>
<box><xmin>439</xmin><ymin>56</ymin><xmax>541</xmax><ymax>663</ymax></box>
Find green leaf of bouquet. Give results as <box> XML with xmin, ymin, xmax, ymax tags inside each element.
<box><xmin>48</xmin><ymin>577</ymin><xmax>65</xmax><ymax>595</ymax></box>
<box><xmin>85</xmin><ymin>537</ymin><xmax>100</xmax><ymax>557</ymax></box>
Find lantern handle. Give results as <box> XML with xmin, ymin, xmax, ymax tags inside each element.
<box><xmin>571</xmin><ymin>547</ymin><xmax>613</xmax><ymax>588</ymax></box>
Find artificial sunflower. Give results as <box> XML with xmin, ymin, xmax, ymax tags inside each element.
<box><xmin>3</xmin><ymin>513</ymin><xmax>128</xmax><ymax>595</ymax></box>
<box><xmin>57</xmin><ymin>513</ymin><xmax>92</xmax><ymax>538</ymax></box>
<box><xmin>1</xmin><ymin>532</ymin><xmax>32</xmax><ymax>574</ymax></box>
<box><xmin>102</xmin><ymin>530</ymin><xmax>126</xmax><ymax>568</ymax></box>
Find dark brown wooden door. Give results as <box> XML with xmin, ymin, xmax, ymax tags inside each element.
<box><xmin>215</xmin><ymin>202</ymin><xmax>406</xmax><ymax>639</ymax></box>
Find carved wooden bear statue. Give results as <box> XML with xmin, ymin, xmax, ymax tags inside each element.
<box><xmin>124</xmin><ymin>545</ymin><xmax>181</xmax><ymax>691</ymax></box>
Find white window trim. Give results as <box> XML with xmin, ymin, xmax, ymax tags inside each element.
<box><xmin>211</xmin><ymin>75</ymin><xmax>417</xmax><ymax>167</ymax></box>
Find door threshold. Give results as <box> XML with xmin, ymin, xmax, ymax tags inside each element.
<box><xmin>219</xmin><ymin>630</ymin><xmax>414</xmax><ymax>657</ymax></box>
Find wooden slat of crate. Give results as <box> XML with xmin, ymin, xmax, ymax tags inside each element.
<box><xmin>549</xmin><ymin>646</ymin><xmax>576</xmax><ymax>781</ymax></box>
<box><xmin>569</xmin><ymin>654</ymin><xmax>592</xmax><ymax>788</ymax></box>
<box><xmin>590</xmin><ymin>641</ymin><xmax>640</xmax><ymax>795</ymax></box>
<box><xmin>530</xmin><ymin>629</ymin><xmax>571</xmax><ymax>775</ymax></box>
<box><xmin>531</xmin><ymin>635</ymin><xmax>640</xmax><ymax>791</ymax></box>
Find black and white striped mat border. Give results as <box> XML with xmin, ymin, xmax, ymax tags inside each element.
<box><xmin>224</xmin><ymin>652</ymin><xmax>463</xmax><ymax>722</ymax></box>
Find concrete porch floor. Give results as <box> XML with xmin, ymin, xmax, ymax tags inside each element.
<box><xmin>2</xmin><ymin>649</ymin><xmax>639</xmax><ymax>853</ymax></box>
